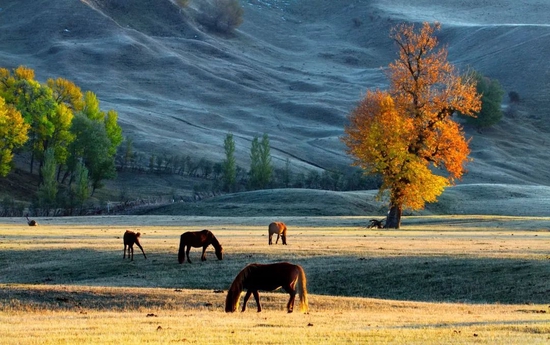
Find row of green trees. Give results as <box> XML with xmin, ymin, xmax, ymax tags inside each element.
<box><xmin>116</xmin><ymin>132</ymin><xmax>379</xmax><ymax>194</ymax></box>
<box><xmin>0</xmin><ymin>66</ymin><xmax>123</xmax><ymax>212</ymax></box>
<box><xmin>219</xmin><ymin>133</ymin><xmax>380</xmax><ymax>193</ymax></box>
<box><xmin>119</xmin><ymin>149</ymin><xmax>379</xmax><ymax>196</ymax></box>
<box><xmin>221</xmin><ymin>133</ymin><xmax>273</xmax><ymax>192</ymax></box>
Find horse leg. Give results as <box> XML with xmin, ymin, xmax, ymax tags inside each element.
<box><xmin>282</xmin><ymin>234</ymin><xmax>287</xmax><ymax>245</ymax></box>
<box><xmin>186</xmin><ymin>246</ymin><xmax>192</xmax><ymax>263</ymax></box>
<box><xmin>283</xmin><ymin>280</ymin><xmax>298</xmax><ymax>313</ymax></box>
<box><xmin>268</xmin><ymin>233</ymin><xmax>272</xmax><ymax>245</ymax></box>
<box><xmin>284</xmin><ymin>287</ymin><xmax>297</xmax><ymax>313</ymax></box>
<box><xmin>242</xmin><ymin>290</ymin><xmax>252</xmax><ymax>312</ymax></box>
<box><xmin>130</xmin><ymin>245</ymin><xmax>134</xmax><ymax>261</ymax></box>
<box><xmin>201</xmin><ymin>246</ymin><xmax>207</xmax><ymax>261</ymax></box>
<box><xmin>252</xmin><ymin>290</ymin><xmax>262</xmax><ymax>312</ymax></box>
<box><xmin>123</xmin><ymin>244</ymin><xmax>127</xmax><ymax>259</ymax></box>
<box><xmin>276</xmin><ymin>233</ymin><xmax>280</xmax><ymax>244</ymax></box>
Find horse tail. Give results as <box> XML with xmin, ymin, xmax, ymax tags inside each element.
<box><xmin>225</xmin><ymin>265</ymin><xmax>252</xmax><ymax>312</ymax></box>
<box><xmin>178</xmin><ymin>234</ymin><xmax>186</xmax><ymax>264</ymax></box>
<box><xmin>296</xmin><ymin>265</ymin><xmax>308</xmax><ymax>313</ymax></box>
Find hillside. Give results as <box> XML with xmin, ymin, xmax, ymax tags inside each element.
<box><xmin>1</xmin><ymin>0</ymin><xmax>550</xmax><ymax>215</ymax></box>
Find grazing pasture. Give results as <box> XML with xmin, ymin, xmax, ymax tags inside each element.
<box><xmin>0</xmin><ymin>215</ymin><xmax>549</xmax><ymax>344</ymax></box>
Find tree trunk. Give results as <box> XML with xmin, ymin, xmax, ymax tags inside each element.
<box><xmin>385</xmin><ymin>204</ymin><xmax>402</xmax><ymax>229</ymax></box>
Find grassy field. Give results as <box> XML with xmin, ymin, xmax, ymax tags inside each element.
<box><xmin>0</xmin><ymin>215</ymin><xmax>549</xmax><ymax>344</ymax></box>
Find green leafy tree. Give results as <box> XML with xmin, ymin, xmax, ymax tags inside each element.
<box><xmin>66</xmin><ymin>91</ymin><xmax>121</xmax><ymax>193</ymax></box>
<box><xmin>47</xmin><ymin>77</ymin><xmax>84</xmax><ymax>111</ymax></box>
<box><xmin>222</xmin><ymin>133</ymin><xmax>237</xmax><ymax>192</ymax></box>
<box><xmin>49</xmin><ymin>103</ymin><xmax>75</xmax><ymax>174</ymax></box>
<box><xmin>0</xmin><ymin>97</ymin><xmax>29</xmax><ymax>176</ymax></box>
<box><xmin>213</xmin><ymin>162</ymin><xmax>223</xmax><ymax>179</ymax></box>
<box><xmin>82</xmin><ymin>91</ymin><xmax>103</xmax><ymax>121</ymax></box>
<box><xmin>12</xmin><ymin>79</ymin><xmax>57</xmax><ymax>174</ymax></box>
<box><xmin>37</xmin><ymin>148</ymin><xmax>58</xmax><ymax>210</ymax></box>
<box><xmin>0</xmin><ymin>67</ymin><xmax>75</xmax><ymax>176</ymax></box>
<box><xmin>72</xmin><ymin>160</ymin><xmax>90</xmax><ymax>210</ymax></box>
<box><xmin>249</xmin><ymin>133</ymin><xmax>272</xmax><ymax>190</ymax></box>
<box><xmin>282</xmin><ymin>158</ymin><xmax>291</xmax><ymax>187</ymax></box>
<box><xmin>249</xmin><ymin>136</ymin><xmax>260</xmax><ymax>189</ymax></box>
<box><xmin>105</xmin><ymin>109</ymin><xmax>123</xmax><ymax>155</ymax></box>
<box><xmin>122</xmin><ymin>137</ymin><xmax>134</xmax><ymax>170</ymax></box>
<box><xmin>460</xmin><ymin>71</ymin><xmax>504</xmax><ymax>131</ymax></box>
<box><xmin>0</xmin><ymin>66</ymin><xmax>122</xmax><ymax>194</ymax></box>
<box><xmin>67</xmin><ymin>114</ymin><xmax>116</xmax><ymax>194</ymax></box>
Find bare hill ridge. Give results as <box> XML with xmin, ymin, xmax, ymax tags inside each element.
<box><xmin>1</xmin><ymin>0</ymin><xmax>550</xmax><ymax>215</ymax></box>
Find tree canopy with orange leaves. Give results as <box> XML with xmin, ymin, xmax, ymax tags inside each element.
<box><xmin>343</xmin><ymin>22</ymin><xmax>481</xmax><ymax>228</ymax></box>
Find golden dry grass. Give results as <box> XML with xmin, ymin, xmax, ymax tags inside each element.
<box><xmin>0</xmin><ymin>215</ymin><xmax>549</xmax><ymax>344</ymax></box>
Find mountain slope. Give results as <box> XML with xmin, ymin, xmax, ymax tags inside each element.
<box><xmin>1</xmin><ymin>0</ymin><xmax>550</xmax><ymax>198</ymax></box>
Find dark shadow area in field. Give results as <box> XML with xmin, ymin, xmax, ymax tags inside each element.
<box><xmin>1</xmin><ymin>248</ymin><xmax>548</xmax><ymax>305</ymax></box>
<box><xmin>398</xmin><ymin>216</ymin><xmax>550</xmax><ymax>230</ymax></box>
<box><xmin>302</xmin><ymin>255</ymin><xmax>550</xmax><ymax>304</ymax></box>
<box><xmin>0</xmin><ymin>285</ymin><xmax>224</xmax><ymax>312</ymax></box>
<box><xmin>0</xmin><ymin>248</ymin><xmax>230</xmax><ymax>290</ymax></box>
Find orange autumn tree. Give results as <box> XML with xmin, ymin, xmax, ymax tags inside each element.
<box><xmin>343</xmin><ymin>22</ymin><xmax>481</xmax><ymax>228</ymax></box>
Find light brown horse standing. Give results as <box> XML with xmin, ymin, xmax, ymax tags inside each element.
<box><xmin>268</xmin><ymin>221</ymin><xmax>287</xmax><ymax>245</ymax></box>
<box><xmin>123</xmin><ymin>230</ymin><xmax>147</xmax><ymax>261</ymax></box>
<box><xmin>178</xmin><ymin>230</ymin><xmax>223</xmax><ymax>264</ymax></box>
<box><xmin>225</xmin><ymin>262</ymin><xmax>308</xmax><ymax>313</ymax></box>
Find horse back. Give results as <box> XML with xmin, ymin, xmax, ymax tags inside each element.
<box><xmin>268</xmin><ymin>222</ymin><xmax>286</xmax><ymax>235</ymax></box>
<box><xmin>123</xmin><ymin>230</ymin><xmax>138</xmax><ymax>245</ymax></box>
<box><xmin>242</xmin><ymin>262</ymin><xmax>299</xmax><ymax>291</ymax></box>
<box><xmin>180</xmin><ymin>229</ymin><xmax>213</xmax><ymax>247</ymax></box>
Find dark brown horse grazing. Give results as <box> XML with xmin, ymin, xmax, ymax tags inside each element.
<box><xmin>178</xmin><ymin>230</ymin><xmax>223</xmax><ymax>264</ymax></box>
<box><xmin>225</xmin><ymin>262</ymin><xmax>308</xmax><ymax>313</ymax></box>
<box><xmin>367</xmin><ymin>218</ymin><xmax>385</xmax><ymax>229</ymax></box>
<box><xmin>26</xmin><ymin>215</ymin><xmax>37</xmax><ymax>226</ymax></box>
<box><xmin>123</xmin><ymin>230</ymin><xmax>147</xmax><ymax>261</ymax></box>
<box><xmin>268</xmin><ymin>222</ymin><xmax>287</xmax><ymax>245</ymax></box>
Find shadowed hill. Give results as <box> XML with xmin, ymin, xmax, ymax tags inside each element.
<box><xmin>134</xmin><ymin>183</ymin><xmax>550</xmax><ymax>217</ymax></box>
<box><xmin>1</xmin><ymin>0</ymin><xmax>550</xmax><ymax>213</ymax></box>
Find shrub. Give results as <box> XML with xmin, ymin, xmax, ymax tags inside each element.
<box><xmin>508</xmin><ymin>91</ymin><xmax>520</xmax><ymax>103</ymax></box>
<box><xmin>197</xmin><ymin>0</ymin><xmax>244</xmax><ymax>33</ymax></box>
<box><xmin>175</xmin><ymin>0</ymin><xmax>190</xmax><ymax>8</ymax></box>
<box><xmin>459</xmin><ymin>71</ymin><xmax>504</xmax><ymax>130</ymax></box>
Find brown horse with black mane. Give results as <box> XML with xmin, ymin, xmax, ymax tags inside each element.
<box><xmin>26</xmin><ymin>215</ymin><xmax>37</xmax><ymax>226</ymax></box>
<box><xmin>178</xmin><ymin>230</ymin><xmax>223</xmax><ymax>264</ymax></box>
<box><xmin>268</xmin><ymin>221</ymin><xmax>287</xmax><ymax>245</ymax></box>
<box><xmin>123</xmin><ymin>230</ymin><xmax>147</xmax><ymax>261</ymax></box>
<box><xmin>225</xmin><ymin>262</ymin><xmax>308</xmax><ymax>313</ymax></box>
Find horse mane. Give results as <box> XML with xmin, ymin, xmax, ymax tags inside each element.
<box><xmin>226</xmin><ymin>264</ymin><xmax>257</xmax><ymax>312</ymax></box>
<box><xmin>209</xmin><ymin>231</ymin><xmax>222</xmax><ymax>251</ymax></box>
